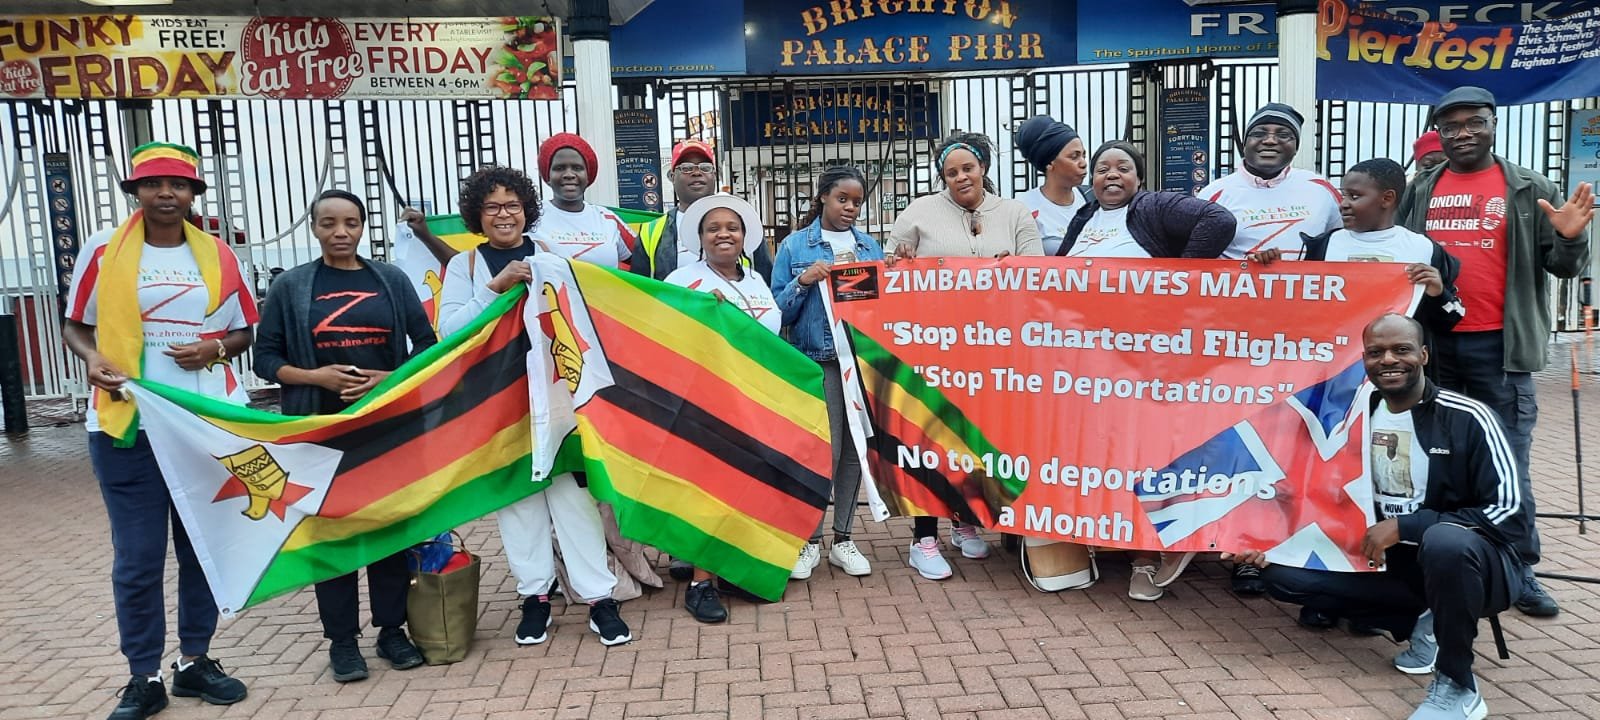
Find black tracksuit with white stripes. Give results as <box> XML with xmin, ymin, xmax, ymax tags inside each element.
<box><xmin>1263</xmin><ymin>380</ymin><xmax>1535</xmax><ymax>687</ymax></box>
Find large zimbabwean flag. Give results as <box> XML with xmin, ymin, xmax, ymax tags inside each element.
<box><xmin>130</xmin><ymin>256</ymin><xmax>830</xmax><ymax>614</ymax></box>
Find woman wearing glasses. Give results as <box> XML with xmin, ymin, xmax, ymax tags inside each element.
<box><xmin>437</xmin><ymin>165</ymin><xmax>633</xmax><ymax>648</ymax></box>
<box><xmin>884</xmin><ymin>131</ymin><xmax>1042</xmax><ymax>582</ymax></box>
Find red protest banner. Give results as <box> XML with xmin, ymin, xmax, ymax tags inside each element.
<box><xmin>829</xmin><ymin>257</ymin><xmax>1420</xmax><ymax>571</ymax></box>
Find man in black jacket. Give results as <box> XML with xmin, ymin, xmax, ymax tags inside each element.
<box><xmin>1236</xmin><ymin>314</ymin><xmax>1532</xmax><ymax>720</ymax></box>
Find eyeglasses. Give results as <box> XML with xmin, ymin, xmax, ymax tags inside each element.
<box><xmin>1245</xmin><ymin>129</ymin><xmax>1296</xmax><ymax>142</ymax></box>
<box><xmin>481</xmin><ymin>202</ymin><xmax>523</xmax><ymax>216</ymax></box>
<box><xmin>674</xmin><ymin>162</ymin><xmax>715</xmax><ymax>176</ymax></box>
<box><xmin>1437</xmin><ymin>117</ymin><xmax>1491</xmax><ymax>139</ymax></box>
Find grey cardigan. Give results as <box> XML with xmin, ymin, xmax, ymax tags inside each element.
<box><xmin>253</xmin><ymin>257</ymin><xmax>436</xmax><ymax>416</ymax></box>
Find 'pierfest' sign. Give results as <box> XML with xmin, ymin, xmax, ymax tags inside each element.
<box><xmin>0</xmin><ymin>15</ymin><xmax>562</xmax><ymax>100</ymax></box>
<box><xmin>1315</xmin><ymin>0</ymin><xmax>1600</xmax><ymax>105</ymax></box>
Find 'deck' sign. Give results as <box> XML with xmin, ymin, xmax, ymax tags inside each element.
<box><xmin>743</xmin><ymin>0</ymin><xmax>1077</xmax><ymax>74</ymax></box>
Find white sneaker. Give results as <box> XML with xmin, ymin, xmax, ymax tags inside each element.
<box><xmin>828</xmin><ymin>540</ymin><xmax>872</xmax><ymax>576</ymax></box>
<box><xmin>949</xmin><ymin>524</ymin><xmax>991</xmax><ymax>559</ymax></box>
<box><xmin>791</xmin><ymin>542</ymin><xmax>821</xmax><ymax>580</ymax></box>
<box><xmin>907</xmin><ymin>537</ymin><xmax>953</xmax><ymax>580</ymax></box>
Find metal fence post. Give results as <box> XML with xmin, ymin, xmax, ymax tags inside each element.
<box><xmin>0</xmin><ymin>300</ymin><xmax>26</xmax><ymax>434</ymax></box>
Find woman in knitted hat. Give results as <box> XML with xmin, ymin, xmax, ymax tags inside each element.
<box><xmin>533</xmin><ymin>133</ymin><xmax>640</xmax><ymax>270</ymax></box>
<box><xmin>62</xmin><ymin>141</ymin><xmax>254</xmax><ymax>718</ymax></box>
<box><xmin>1013</xmin><ymin>115</ymin><xmax>1090</xmax><ymax>256</ymax></box>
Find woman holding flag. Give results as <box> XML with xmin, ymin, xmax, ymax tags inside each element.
<box><xmin>62</xmin><ymin>142</ymin><xmax>254</xmax><ymax>720</ymax></box>
<box><xmin>771</xmin><ymin>166</ymin><xmax>881</xmax><ymax>580</ymax></box>
<box><xmin>253</xmin><ymin>189</ymin><xmax>435</xmax><ymax>683</ymax></box>
<box><xmin>666</xmin><ymin>192</ymin><xmax>780</xmax><ymax>622</ymax></box>
<box><xmin>436</xmin><ymin>166</ymin><xmax>633</xmax><ymax>648</ymax></box>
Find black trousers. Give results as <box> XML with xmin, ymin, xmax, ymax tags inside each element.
<box><xmin>1261</xmin><ymin>523</ymin><xmax>1517</xmax><ymax>687</ymax></box>
<box><xmin>314</xmin><ymin>551</ymin><xmax>411</xmax><ymax>640</ymax></box>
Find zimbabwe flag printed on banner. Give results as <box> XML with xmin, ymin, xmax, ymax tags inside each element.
<box><xmin>526</xmin><ymin>255</ymin><xmax>832</xmax><ymax>601</ymax></box>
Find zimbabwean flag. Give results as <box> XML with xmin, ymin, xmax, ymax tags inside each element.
<box><xmin>528</xmin><ymin>256</ymin><xmax>833</xmax><ymax>601</ymax></box>
<box><xmin>130</xmin><ymin>255</ymin><xmax>829</xmax><ymax>613</ymax></box>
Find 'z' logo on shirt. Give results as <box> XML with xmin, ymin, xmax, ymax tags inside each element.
<box><xmin>313</xmin><ymin>291</ymin><xmax>387</xmax><ymax>335</ymax></box>
<box><xmin>140</xmin><ymin>282</ymin><xmax>205</xmax><ymax>326</ymax></box>
<box><xmin>560</xmin><ymin>239</ymin><xmax>605</xmax><ymax>258</ymax></box>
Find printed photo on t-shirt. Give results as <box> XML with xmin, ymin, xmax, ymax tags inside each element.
<box><xmin>1372</xmin><ymin>429</ymin><xmax>1414</xmax><ymax>499</ymax></box>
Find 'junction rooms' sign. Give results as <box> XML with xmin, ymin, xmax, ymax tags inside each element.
<box><xmin>0</xmin><ymin>15</ymin><xmax>562</xmax><ymax>100</ymax></box>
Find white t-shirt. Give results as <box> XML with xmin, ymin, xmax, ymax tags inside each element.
<box><xmin>1019</xmin><ymin>186</ymin><xmax>1087</xmax><ymax>256</ymax></box>
<box><xmin>66</xmin><ymin>228</ymin><xmax>256</xmax><ymax>431</ymax></box>
<box><xmin>664</xmin><ymin>260</ymin><xmax>781</xmax><ymax>335</ymax></box>
<box><xmin>672</xmin><ymin>209</ymin><xmax>700</xmax><ymax>269</ymax></box>
<box><xmin>531</xmin><ymin>201</ymin><xmax>634</xmax><ymax>269</ymax></box>
<box><xmin>1067</xmin><ymin>206</ymin><xmax>1149</xmax><ymax>258</ymax></box>
<box><xmin>1200</xmin><ymin>168</ymin><xmax>1344</xmax><ymax>260</ymax></box>
<box><xmin>1324</xmin><ymin>226</ymin><xmax>1434</xmax><ymax>264</ymax></box>
<box><xmin>1371</xmin><ymin>404</ymin><xmax>1430</xmax><ymax>519</ymax></box>
<box><xmin>821</xmin><ymin>228</ymin><xmax>859</xmax><ymax>263</ymax></box>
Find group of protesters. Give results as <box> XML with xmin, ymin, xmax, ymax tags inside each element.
<box><xmin>64</xmin><ymin>83</ymin><xmax>1593</xmax><ymax>720</ymax></box>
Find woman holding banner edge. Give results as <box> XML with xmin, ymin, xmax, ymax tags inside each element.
<box><xmin>772</xmin><ymin>165</ymin><xmax>883</xmax><ymax>580</ymax></box>
<box><xmin>1057</xmin><ymin>139</ymin><xmax>1236</xmax><ymax>601</ymax></box>
<box><xmin>886</xmin><ymin>131</ymin><xmax>1043</xmax><ymax>580</ymax></box>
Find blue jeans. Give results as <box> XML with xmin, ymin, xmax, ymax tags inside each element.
<box><xmin>89</xmin><ymin>431</ymin><xmax>218</xmax><ymax>675</ymax></box>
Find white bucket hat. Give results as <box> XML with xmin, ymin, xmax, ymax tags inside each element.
<box><xmin>679</xmin><ymin>192</ymin><xmax>764</xmax><ymax>256</ymax></box>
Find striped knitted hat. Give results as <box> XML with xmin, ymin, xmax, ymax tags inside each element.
<box><xmin>120</xmin><ymin>142</ymin><xmax>206</xmax><ymax>194</ymax></box>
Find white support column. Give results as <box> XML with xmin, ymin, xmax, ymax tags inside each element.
<box><xmin>1277</xmin><ymin>4</ymin><xmax>1319</xmax><ymax>171</ymax></box>
<box><xmin>573</xmin><ymin>37</ymin><xmax>618</xmax><ymax>206</ymax></box>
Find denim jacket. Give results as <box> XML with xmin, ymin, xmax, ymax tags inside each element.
<box><xmin>771</xmin><ymin>218</ymin><xmax>885</xmax><ymax>361</ymax></box>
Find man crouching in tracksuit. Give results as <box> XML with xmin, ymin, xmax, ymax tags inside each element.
<box><xmin>1231</xmin><ymin>313</ymin><xmax>1534</xmax><ymax>720</ymax></box>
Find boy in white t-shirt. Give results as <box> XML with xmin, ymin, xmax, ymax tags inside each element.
<box><xmin>1289</xmin><ymin>158</ymin><xmax>1465</xmax><ymax>334</ymax></box>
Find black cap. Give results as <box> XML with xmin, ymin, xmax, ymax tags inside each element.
<box><xmin>1432</xmin><ymin>86</ymin><xmax>1496</xmax><ymax>124</ymax></box>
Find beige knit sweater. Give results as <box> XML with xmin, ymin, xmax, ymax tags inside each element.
<box><xmin>886</xmin><ymin>190</ymin><xmax>1044</xmax><ymax>258</ymax></box>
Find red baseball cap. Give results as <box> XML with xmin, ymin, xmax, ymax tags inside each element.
<box><xmin>671</xmin><ymin>140</ymin><xmax>714</xmax><ymax>169</ymax></box>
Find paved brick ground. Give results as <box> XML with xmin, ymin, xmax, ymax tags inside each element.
<box><xmin>3</xmin><ymin>342</ymin><xmax>1598</xmax><ymax>720</ymax></box>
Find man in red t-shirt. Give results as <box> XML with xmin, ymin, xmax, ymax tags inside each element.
<box><xmin>1398</xmin><ymin>86</ymin><xmax>1595</xmax><ymax>619</ymax></box>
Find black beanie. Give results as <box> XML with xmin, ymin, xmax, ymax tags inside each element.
<box><xmin>1013</xmin><ymin>116</ymin><xmax>1081</xmax><ymax>173</ymax></box>
<box><xmin>1247</xmin><ymin>103</ymin><xmax>1304</xmax><ymax>140</ymax></box>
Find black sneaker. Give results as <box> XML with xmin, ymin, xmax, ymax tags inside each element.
<box><xmin>516</xmin><ymin>596</ymin><xmax>552</xmax><ymax>645</ymax></box>
<box><xmin>108</xmin><ymin>676</ymin><xmax>167</xmax><ymax>720</ymax></box>
<box><xmin>1231</xmin><ymin>563</ymin><xmax>1266</xmax><ymax>596</ymax></box>
<box><xmin>375</xmin><ymin>627</ymin><xmax>425</xmax><ymax>670</ymax></box>
<box><xmin>170</xmin><ymin>655</ymin><xmax>246</xmax><ymax>705</ymax></box>
<box><xmin>668</xmin><ymin>557</ymin><xmax>693</xmax><ymax>582</ymax></box>
<box><xmin>588</xmin><ymin>598</ymin><xmax>632</xmax><ymax>646</ymax></box>
<box><xmin>685</xmin><ymin>581</ymin><xmax>727</xmax><ymax>623</ymax></box>
<box><xmin>328</xmin><ymin>636</ymin><xmax>369</xmax><ymax>683</ymax></box>
<box><xmin>1514</xmin><ymin>573</ymin><xmax>1560</xmax><ymax>617</ymax></box>
<box><xmin>1298</xmin><ymin>607</ymin><xmax>1339</xmax><ymax>630</ymax></box>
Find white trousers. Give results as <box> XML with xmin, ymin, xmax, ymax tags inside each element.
<box><xmin>496</xmin><ymin>472</ymin><xmax>616</xmax><ymax>599</ymax></box>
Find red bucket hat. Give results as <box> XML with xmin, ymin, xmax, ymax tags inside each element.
<box><xmin>120</xmin><ymin>141</ymin><xmax>206</xmax><ymax>194</ymax></box>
